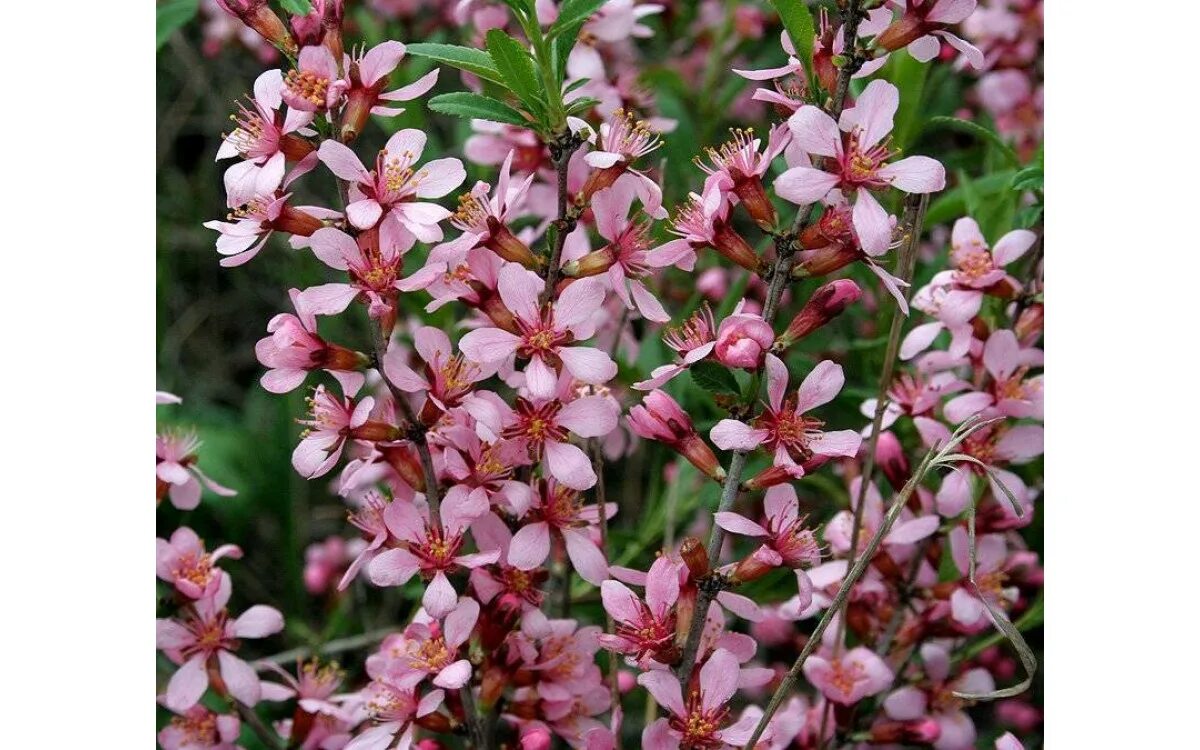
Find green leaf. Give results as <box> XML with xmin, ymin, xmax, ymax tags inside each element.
<box><xmin>428</xmin><ymin>92</ymin><xmax>530</xmax><ymax>126</ymax></box>
<box><xmin>768</xmin><ymin>0</ymin><xmax>815</xmax><ymax>83</ymax></box>
<box><xmin>279</xmin><ymin>0</ymin><xmax>314</xmax><ymax>13</ymax></box>
<box><xmin>405</xmin><ymin>43</ymin><xmax>508</xmax><ymax>87</ymax></box>
<box><xmin>690</xmin><ymin>361</ymin><xmax>741</xmax><ymax>396</ymax></box>
<box><xmin>924</xmin><ymin>170</ymin><xmax>1016</xmax><ymax>226</ymax></box>
<box><xmin>564</xmin><ymin>96</ymin><xmax>601</xmax><ymax>116</ymax></box>
<box><xmin>1015</xmin><ymin>203</ymin><xmax>1043</xmax><ymax>229</ymax></box>
<box><xmin>926</xmin><ymin>116</ymin><xmax>1020</xmax><ymax>168</ymax></box>
<box><xmin>548</xmin><ymin>0</ymin><xmax>607</xmax><ymax>39</ymax></box>
<box><xmin>486</xmin><ymin>30</ymin><xmax>547</xmax><ymax>119</ymax></box>
<box><xmin>156</xmin><ymin>0</ymin><xmax>198</xmax><ymax>50</ymax></box>
<box><xmin>1011</xmin><ymin>165</ymin><xmax>1044</xmax><ymax>192</ymax></box>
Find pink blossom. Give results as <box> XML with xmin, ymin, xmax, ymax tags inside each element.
<box><xmin>317</xmin><ymin>128</ymin><xmax>466</xmax><ymax>240</ymax></box>
<box><xmin>776</xmin><ymin>80</ymin><xmax>945</xmax><ymax>256</ymax></box>
<box><xmin>627</xmin><ymin>389</ymin><xmax>726</xmax><ymax>482</ymax></box>
<box><xmin>374</xmin><ymin>597</ymin><xmax>479</xmax><ymax>690</ymax></box>
<box><xmin>443</xmin><ymin>149</ymin><xmax>537</xmax><ymax>265</ymax></box>
<box><xmin>900</xmin><ymin>275</ymin><xmax>983</xmax><ymax>360</ymax></box>
<box><xmin>696</xmin><ymin>123</ymin><xmax>791</xmax><ymax>229</ymax></box>
<box><xmin>156</xmin><ymin>527</ymin><xmax>243</xmax><ymax>600</ymax></box>
<box><xmin>508</xmin><ymin>478</ymin><xmax>616</xmax><ymax>586</ymax></box>
<box><xmin>874</xmin><ymin>0</ymin><xmax>985</xmax><ymax>70</ymax></box>
<box><xmin>291</xmin><ymin>387</ymin><xmax>392</xmax><ymax>479</ymax></box>
<box><xmin>157</xmin><ymin>429</ymin><xmax>238</xmax><ymax>510</ymax></box>
<box><xmin>638</xmin><ymin>648</ymin><xmax>760</xmax><ymax>748</ymax></box>
<box><xmin>282</xmin><ymin>45</ymin><xmax>348</xmax><ymax>112</ymax></box>
<box><xmin>216</xmin><ymin>69</ymin><xmax>314</xmax><ymax>172</ymax></box>
<box><xmin>710</xmin><ymin>354</ymin><xmax>862</xmax><ymax>476</ymax></box>
<box><xmin>916</xmin><ymin>417</ymin><xmax>1042</xmax><ymax>518</ymax></box>
<box><xmin>367</xmin><ymin>486</ymin><xmax>500</xmax><ymax>617</ymax></box>
<box><xmin>597</xmin><ymin>556</ymin><xmax>680</xmax><ymax>666</ymax></box>
<box><xmin>715</xmin><ymin>484</ymin><xmax>821</xmax><ymax>576</ymax></box>
<box><xmin>340</xmin><ymin>41</ymin><xmax>440</xmax><ymax>140</ymax></box>
<box><xmin>946</xmin><ymin>527</ymin><xmax>1020</xmax><ymax>630</ymax></box>
<box><xmin>825</xmin><ymin>477</ymin><xmax>941</xmax><ymax>555</ymax></box>
<box><xmin>802</xmin><ymin>646</ymin><xmax>894</xmax><ymax>705</ymax></box>
<box><xmin>158</xmin><ymin>705</ymin><xmax>243</xmax><ymax>750</ymax></box>
<box><xmin>576</xmin><ymin>110</ymin><xmax>666</xmax><ymax>215</ymax></box>
<box><xmin>883</xmin><ymin>642</ymin><xmax>997</xmax><ymax>750</ymax></box>
<box><xmin>256</xmin><ymin>288</ymin><xmax>367</xmax><ymax>394</ymax></box>
<box><xmin>260</xmin><ymin>658</ymin><xmax>345</xmax><ymax>715</ymax></box>
<box><xmin>347</xmin><ymin>679</ymin><xmax>443</xmax><ymax>750</ymax></box>
<box><xmin>156</xmin><ymin>577</ymin><xmax>284</xmax><ymax>710</ymax></box>
<box><xmin>459</xmin><ymin>264</ymin><xmax>616</xmax><ymax>400</ymax></box>
<box><xmin>382</xmin><ymin>326</ymin><xmax>494</xmax><ymax>419</ymax></box>
<box><xmin>942</xmin><ymin>330</ymin><xmax>1043</xmax><ymax>423</ymax></box>
<box><xmin>713</xmin><ymin>304</ymin><xmax>775</xmax><ymax>369</ymax></box>
<box><xmin>633</xmin><ymin>305</ymin><xmax>717</xmax><ymax>390</ymax></box>
<box><xmin>337</xmin><ymin>490</ymin><xmax>391</xmax><ymax>590</ymax></box>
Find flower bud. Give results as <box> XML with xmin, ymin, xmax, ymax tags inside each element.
<box><xmin>349</xmin><ymin>421</ymin><xmax>402</xmax><ymax>443</ymax></box>
<box><xmin>679</xmin><ymin>537</ymin><xmax>710</xmax><ymax>580</ymax></box>
<box><xmin>875</xmin><ymin>16</ymin><xmax>925</xmax><ymax>52</ymax></box>
<box><xmin>1015</xmin><ymin>302</ymin><xmax>1043</xmax><ymax>346</ymax></box>
<box><xmin>274</xmin><ymin>204</ymin><xmax>325</xmax><ymax>237</ymax></box>
<box><xmin>791</xmin><ymin>243</ymin><xmax>861</xmax><ymax>279</ymax></box>
<box><xmin>562</xmin><ymin>245</ymin><xmax>617</xmax><ymax>278</ymax></box>
<box><xmin>380</xmin><ymin>444</ymin><xmax>426</xmax><ymax>492</ymax></box>
<box><xmin>875</xmin><ymin>431</ymin><xmax>911</xmax><ymax>492</ymax></box>
<box><xmin>580</xmin><ymin>164</ymin><xmax>628</xmax><ymax>203</ymax></box>
<box><xmin>520</xmin><ymin>728</ymin><xmax>552</xmax><ymax>750</ymax></box>
<box><xmin>776</xmin><ymin>279</ymin><xmax>862</xmax><ymax>349</ymax></box>
<box><xmin>715</xmin><ymin>314</ymin><xmax>774</xmax><ymax>369</ymax></box>
<box><xmin>628</xmin><ymin>391</ymin><xmax>727</xmax><ymax>482</ymax></box>
<box><xmin>215</xmin><ymin>0</ymin><xmax>297</xmax><ymax>55</ymax></box>
<box><xmin>729</xmin><ymin>167</ymin><xmax>778</xmax><ymax>231</ymax></box>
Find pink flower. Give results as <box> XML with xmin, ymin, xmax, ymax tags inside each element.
<box><xmin>157</xmin><ymin>429</ymin><xmax>238</xmax><ymax>510</ymax></box>
<box><xmin>564</xmin><ymin>175</ymin><xmax>684</xmax><ymax>322</ymax></box>
<box><xmin>508</xmin><ymin>478</ymin><xmax>615</xmax><ymax>585</ymax></box>
<box><xmin>216</xmin><ymin>69</ymin><xmax>314</xmax><ymax>170</ymax></box>
<box><xmin>349</xmin><ymin>679</ymin><xmax>443</xmax><ymax>750</ymax></box>
<box><xmin>576</xmin><ymin>110</ymin><xmax>666</xmax><ymax>215</ymax></box>
<box><xmin>860</xmin><ymin>370</ymin><xmax>969</xmax><ymax>435</ymax></box>
<box><xmin>638</xmin><ymin>648</ymin><xmax>759</xmax><ymax>748</ymax></box>
<box><xmin>942</xmin><ymin>330</ymin><xmax>1043</xmax><ymax>423</ymax></box>
<box><xmin>710</xmin><ymin>354</ymin><xmax>862</xmax><ymax>475</ymax></box>
<box><xmin>259</xmin><ymin>657</ymin><xmax>345</xmax><ymax>715</ymax></box>
<box><xmin>291</xmin><ymin>386</ymin><xmax>379</xmax><ymax>479</ymax></box>
<box><xmin>776</xmin><ymin>80</ymin><xmax>945</xmax><ymax>255</ymax></box>
<box><xmin>375</xmin><ymin>597</ymin><xmax>480</xmax><ymax>690</ymax></box>
<box><xmin>874</xmin><ymin>0</ymin><xmax>985</xmax><ymax>70</ymax></box>
<box><xmin>714</xmin><ymin>304</ymin><xmax>775</xmax><ymax>369</ymax></box>
<box><xmin>444</xmin><ymin>149</ymin><xmax>538</xmax><ymax>267</ymax></box>
<box><xmin>157</xmin><ymin>705</ymin><xmax>242</xmax><ymax>750</ymax></box>
<box><xmin>627</xmin><ymin>389</ymin><xmax>726</xmax><ymax>482</ymax></box>
<box><xmin>156</xmin><ymin>577</ymin><xmax>284</xmax><ymax>710</ymax></box>
<box><xmin>946</xmin><ymin>527</ymin><xmax>1020</xmax><ymax>630</ymax></box>
<box><xmin>282</xmin><ymin>45</ymin><xmax>347</xmax><ymax>112</ymax></box>
<box><xmin>715</xmin><ymin>484</ymin><xmax>821</xmax><ymax>574</ymax></box>
<box><xmin>916</xmin><ymin>417</ymin><xmax>1042</xmax><ymax>519</ymax></box>
<box><xmin>802</xmin><ymin>646</ymin><xmax>894</xmax><ymax>705</ymax></box>
<box><xmin>367</xmin><ymin>486</ymin><xmax>500</xmax><ymax>617</ymax></box>
<box><xmin>900</xmin><ymin>276</ymin><xmax>983</xmax><ymax>360</ymax></box>
<box><xmin>883</xmin><ymin>642</ymin><xmax>997</xmax><ymax>750</ymax></box>
<box><xmin>597</xmin><ymin>556</ymin><xmax>680</xmax><ymax>665</ymax></box>
<box><xmin>824</xmin><ymin>477</ymin><xmax>941</xmax><ymax>554</ymax></box>
<box><xmin>659</xmin><ymin>181</ymin><xmax>761</xmax><ymax>272</ymax></box>
<box><xmin>317</xmin><ymin>128</ymin><xmax>466</xmax><ymax>240</ymax></box>
<box><xmin>459</xmin><ymin>264</ymin><xmax>616</xmax><ymax>400</ymax></box>
<box><xmin>338</xmin><ymin>490</ymin><xmax>390</xmax><ymax>590</ymax></box>
<box><xmin>481</xmin><ymin>392</ymin><xmax>618</xmax><ymax>490</ymax></box>
<box><xmin>301</xmin><ymin>223</ymin><xmax>438</xmax><ymax>321</ymax></box>
<box><xmin>156</xmin><ymin>527</ymin><xmax>243</xmax><ymax>600</ymax></box>
<box><xmin>696</xmin><ymin>123</ymin><xmax>791</xmax><ymax>229</ymax></box>
<box><xmin>340</xmin><ymin>41</ymin><xmax>440</xmax><ymax>141</ymax></box>
<box><xmin>382</xmin><ymin>326</ymin><xmax>493</xmax><ymax>418</ymax></box>
<box><xmin>948</xmin><ymin>217</ymin><xmax>1037</xmax><ymax>292</ymax></box>
<box><xmin>634</xmin><ymin>305</ymin><xmax>718</xmax><ymax>390</ymax></box>
<box><xmin>996</xmin><ymin>732</ymin><xmax>1026</xmax><ymax>750</ymax></box>
<box><xmin>255</xmin><ymin>288</ymin><xmax>367</xmax><ymax>394</ymax></box>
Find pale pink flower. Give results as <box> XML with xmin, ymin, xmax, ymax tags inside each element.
<box><xmin>340</xmin><ymin>41</ymin><xmax>440</xmax><ymax>139</ymax></box>
<box><xmin>381</xmin><ymin>326</ymin><xmax>493</xmax><ymax>416</ymax></box>
<box><xmin>508</xmin><ymin>478</ymin><xmax>616</xmax><ymax>585</ymax></box>
<box><xmin>696</xmin><ymin>123</ymin><xmax>791</xmax><ymax>228</ymax></box>
<box><xmin>947</xmin><ymin>217</ymin><xmax>1037</xmax><ymax>292</ymax></box>
<box><xmin>860</xmin><ymin>370</ymin><xmax>969</xmax><ymax>435</ymax></box>
<box><xmin>576</xmin><ymin>110</ymin><xmax>666</xmax><ymax>215</ymax></box>
<box><xmin>710</xmin><ymin>354</ymin><xmax>862</xmax><ymax>476</ymax></box>
<box><xmin>996</xmin><ymin>732</ymin><xmax>1026</xmax><ymax>750</ymax></box>
<box><xmin>338</xmin><ymin>490</ymin><xmax>391</xmax><ymax>590</ymax></box>
<box><xmin>376</xmin><ymin>597</ymin><xmax>479</xmax><ymax>690</ymax></box>
<box><xmin>156</xmin><ymin>527</ymin><xmax>243</xmax><ymax>600</ymax></box>
<box><xmin>473</xmin><ymin>391</ymin><xmax>617</xmax><ymax>490</ymax></box>
<box><xmin>348</xmin><ymin>678</ymin><xmax>443</xmax><ymax>750</ymax></box>
<box><xmin>874</xmin><ymin>0</ymin><xmax>985</xmax><ymax>70</ymax></box>
<box><xmin>638</xmin><ymin>648</ymin><xmax>759</xmax><ymax>749</ymax></box>
<box><xmin>946</xmin><ymin>527</ymin><xmax>1020</xmax><ymax>630</ymax></box>
<box><xmin>256</xmin><ymin>288</ymin><xmax>367</xmax><ymax>394</ymax></box>
<box><xmin>884</xmin><ymin>641</ymin><xmax>997</xmax><ymax>750</ymax></box>
<box><xmin>439</xmin><ymin>428</ymin><xmax>534</xmax><ymax>515</ymax></box>
<box><xmin>157</xmin><ymin>429</ymin><xmax>238</xmax><ymax>510</ymax></box>
<box><xmin>444</xmin><ymin>149</ymin><xmax>536</xmax><ymax>259</ymax></box>
<box><xmin>715</xmin><ymin>484</ymin><xmax>821</xmax><ymax>573</ymax></box>
<box><xmin>282</xmin><ymin>45</ymin><xmax>348</xmax><ymax>112</ymax></box>
<box><xmin>597</xmin><ymin>556</ymin><xmax>680</xmax><ymax>666</ymax></box>
<box><xmin>260</xmin><ymin>658</ymin><xmax>345</xmax><ymax>715</ymax></box>
<box><xmin>300</xmin><ymin>223</ymin><xmax>439</xmax><ymax>321</ymax></box>
<box><xmin>713</xmin><ymin>304</ymin><xmax>775</xmax><ymax>369</ymax></box>
<box><xmin>156</xmin><ymin>577</ymin><xmax>284</xmax><ymax>710</ymax></box>
<box><xmin>942</xmin><ymin>330</ymin><xmax>1043</xmax><ymax>423</ymax></box>
<box><xmin>900</xmin><ymin>275</ymin><xmax>983</xmax><ymax>360</ymax></box>
<box><xmin>217</xmin><ymin>69</ymin><xmax>314</xmax><ymax>173</ymax></box>
<box><xmin>459</xmin><ymin>264</ymin><xmax>616</xmax><ymax>400</ymax></box>
<box><xmin>367</xmin><ymin>487</ymin><xmax>500</xmax><ymax>617</ymax></box>
<box><xmin>776</xmin><ymin>80</ymin><xmax>945</xmax><ymax>255</ymax></box>
<box><xmin>802</xmin><ymin>646</ymin><xmax>894</xmax><ymax>705</ymax></box>
<box><xmin>292</xmin><ymin>386</ymin><xmax>376</xmax><ymax>479</ymax></box>
<box><xmin>317</xmin><ymin>129</ymin><xmax>466</xmax><ymax>240</ymax></box>
<box><xmin>915</xmin><ymin>417</ymin><xmax>1042</xmax><ymax>518</ymax></box>
<box><xmin>633</xmin><ymin>305</ymin><xmax>717</xmax><ymax>390</ymax></box>
<box><xmin>825</xmin><ymin>477</ymin><xmax>941</xmax><ymax>554</ymax></box>
<box><xmin>158</xmin><ymin>705</ymin><xmax>243</xmax><ymax>750</ymax></box>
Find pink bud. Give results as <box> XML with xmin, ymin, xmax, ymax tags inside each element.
<box><xmin>776</xmin><ymin>279</ymin><xmax>862</xmax><ymax>348</ymax></box>
<box><xmin>875</xmin><ymin>431</ymin><xmax>911</xmax><ymax>492</ymax></box>
<box><xmin>628</xmin><ymin>391</ymin><xmax>726</xmax><ymax>482</ymax></box>
<box><xmin>714</xmin><ymin>313</ymin><xmax>774</xmax><ymax>369</ymax></box>
<box><xmin>520</xmin><ymin>728</ymin><xmax>552</xmax><ymax>750</ymax></box>
<box><xmin>617</xmin><ymin>670</ymin><xmax>637</xmax><ymax>693</ymax></box>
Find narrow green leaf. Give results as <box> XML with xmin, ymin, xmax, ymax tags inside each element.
<box><xmin>548</xmin><ymin>0</ymin><xmax>607</xmax><ymax>40</ymax></box>
<box><xmin>1011</xmin><ymin>165</ymin><xmax>1044</xmax><ymax>192</ymax></box>
<box><xmin>767</xmin><ymin>0</ymin><xmax>815</xmax><ymax>82</ymax></box>
<box><xmin>279</xmin><ymin>0</ymin><xmax>314</xmax><ymax>13</ymax></box>
<box><xmin>428</xmin><ymin>92</ymin><xmax>530</xmax><ymax>126</ymax></box>
<box><xmin>405</xmin><ymin>43</ymin><xmax>507</xmax><ymax>86</ymax></box>
<box><xmin>564</xmin><ymin>96</ymin><xmax>601</xmax><ymax>115</ymax></box>
<box><xmin>486</xmin><ymin>29</ymin><xmax>546</xmax><ymax>118</ymax></box>
<box><xmin>926</xmin><ymin>116</ymin><xmax>1020</xmax><ymax>168</ymax></box>
<box><xmin>156</xmin><ymin>0</ymin><xmax>198</xmax><ymax>50</ymax></box>
<box><xmin>690</xmin><ymin>361</ymin><xmax>741</xmax><ymax>396</ymax></box>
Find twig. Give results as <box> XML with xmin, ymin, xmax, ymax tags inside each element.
<box><xmin>875</xmin><ymin>535</ymin><xmax>934</xmax><ymax>657</ymax></box>
<box><xmin>255</xmin><ymin>627</ymin><xmax>394</xmax><ymax>666</ymax></box>
<box><xmin>541</xmin><ymin>135</ymin><xmax>583</xmax><ymax>301</ymax></box>
<box><xmin>591</xmin><ymin>439</ymin><xmax>623</xmax><ymax>750</ymax></box>
<box><xmin>459</xmin><ymin>684</ymin><xmax>491</xmax><ymax>750</ymax></box>
<box><xmin>230</xmin><ymin>699</ymin><xmax>283</xmax><ymax>750</ymax></box>
<box><xmin>830</xmin><ymin>0</ymin><xmax>867</xmax><ymax>116</ymax></box>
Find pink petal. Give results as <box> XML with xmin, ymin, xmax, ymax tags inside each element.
<box><xmin>459</xmin><ymin>326</ymin><xmax>521</xmax><ymax>364</ymax></box>
<box><xmin>317</xmin><ymin>140</ymin><xmax>369</xmax><ymax>182</ymax></box>
<box><xmin>774</xmin><ymin>166</ymin><xmax>841</xmax><ymax>205</ymax></box>
<box><xmin>841</xmin><ymin>79</ymin><xmax>898</xmax><ymax>149</ymax></box>
<box><xmin>787</xmin><ymin>106</ymin><xmax>840</xmax><ymax>158</ymax></box>
<box><xmin>346</xmin><ymin>199</ymin><xmax>384</xmax><ymax>230</ymax></box>
<box><xmin>645</xmin><ymin>556</ymin><xmax>680</xmax><ymax>614</ymax></box>
<box><xmin>307</xmin><ymin>227</ymin><xmax>354</xmax><ymax>270</ymax></box>
<box><xmin>497</xmin><ymin>263</ymin><xmax>542</xmax><ymax>324</ymax></box>
<box><xmin>219</xmin><ymin>650</ymin><xmax>262</xmax><ymax>706</ymax></box>
<box><xmin>423</xmin><ymin>571</ymin><xmax>458</xmax><ymax>618</ymax></box>
<box><xmin>432</xmin><ymin>659</ymin><xmax>472</xmax><ymax>689</ymax></box>
<box><xmin>165</xmin><ymin>655</ymin><xmax>210</xmax><ymax>711</ymax></box>
<box><xmin>908</xmin><ymin>34</ymin><xmax>941</xmax><ymax>62</ymax></box>
<box><xmin>983</xmin><ymin>329</ymin><xmax>1020</xmax><ymax>381</ymax></box>
<box><xmin>556</xmin><ymin>277</ymin><xmax>606</xmax><ymax>329</ymax></box>
<box><xmin>638</xmin><ymin>670</ymin><xmax>685</xmax><ymax>717</ymax></box>
<box><xmin>886</xmin><ymin>516</ymin><xmax>940</xmax><ymax>545</ymax></box>
<box><xmin>415</xmin><ymin>158</ymin><xmax>467</xmax><ymax>199</ymax></box>
<box><xmin>368</xmin><ymin>547</ymin><xmax>420</xmax><ymax>586</ymax></box>
<box><xmin>900</xmin><ymin>321</ymin><xmax>944</xmax><ymax>360</ymax></box>
<box><xmin>523</xmin><ymin>354</ymin><xmax>559</xmax><ymax>400</ymax></box>
<box><xmin>714</xmin><ymin>512</ymin><xmax>769</xmax><ymax>537</ymax></box>
<box><xmin>359</xmin><ymin>40</ymin><xmax>406</xmax><ymax>86</ymax></box>
<box><xmin>698</xmin><ymin>648</ymin><xmax>739</xmax><ymax>709</ymax></box>
<box><xmin>559</xmin><ymin>347</ymin><xmax>618</xmax><ymax>386</ymax></box>
<box><xmin>878</xmin><ymin>155</ymin><xmax>946</xmax><ymax>194</ymax></box>
<box><xmin>558</xmin><ymin>395</ymin><xmax>618</xmax><ymax>438</ymax></box>
<box><xmin>852</xmin><ymin>189</ymin><xmax>893</xmax><ymax>256</ymax></box>
<box><xmin>710</xmin><ymin>420</ymin><xmax>768</xmax><ymax>450</ymax></box>
<box><xmin>993</xmin><ymin>229</ymin><xmax>1038</xmax><ymax>266</ymax></box>
<box><xmin>231</xmin><ymin>605</ymin><xmax>284</xmax><ymax>638</ymax></box>
<box><xmin>563</xmin><ymin>528</ymin><xmax>610</xmax><ymax>585</ymax></box>
<box><xmin>764</xmin><ymin>353</ymin><xmax>789</xmax><ymax>412</ymax></box>
<box><xmin>808</xmin><ymin>429</ymin><xmax>862</xmax><ymax>458</ymax></box>
<box><xmin>544</xmin><ymin>439</ymin><xmax>597</xmax><ymax>490</ymax></box>
<box><xmin>794</xmin><ymin>360</ymin><xmax>845</xmax><ymax>413</ymax></box>
<box><xmin>943</xmin><ymin>391</ymin><xmax>995</xmax><ymax>424</ymax></box>
<box><xmin>507</xmin><ymin>521</ymin><xmax>552</xmax><ymax>570</ymax></box>
<box><xmin>884</xmin><ymin>685</ymin><xmax>928</xmax><ymax>720</ymax></box>
<box><xmin>600</xmin><ymin>580</ymin><xmax>642</xmax><ymax>624</ymax></box>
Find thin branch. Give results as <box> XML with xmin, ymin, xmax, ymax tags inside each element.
<box><xmin>541</xmin><ymin>135</ymin><xmax>584</xmax><ymax>302</ymax></box>
<box><xmin>830</xmin><ymin>0</ymin><xmax>867</xmax><ymax>116</ymax></box>
<box><xmin>459</xmin><ymin>684</ymin><xmax>491</xmax><ymax>750</ymax></box>
<box><xmin>255</xmin><ymin>628</ymin><xmax>394</xmax><ymax>666</ymax></box>
<box><xmin>230</xmin><ymin>699</ymin><xmax>283</xmax><ymax>750</ymax></box>
<box><xmin>592</xmin><ymin>439</ymin><xmax>623</xmax><ymax>750</ymax></box>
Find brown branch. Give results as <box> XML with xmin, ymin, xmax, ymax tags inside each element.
<box><xmin>229</xmin><ymin>699</ymin><xmax>283</xmax><ymax>750</ymax></box>
<box><xmin>541</xmin><ymin>134</ymin><xmax>584</xmax><ymax>302</ymax></box>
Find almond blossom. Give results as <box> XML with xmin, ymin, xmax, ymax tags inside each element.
<box><xmin>156</xmin><ymin>527</ymin><xmax>243</xmax><ymax>600</ymax></box>
<box><xmin>508</xmin><ymin>478</ymin><xmax>615</xmax><ymax>585</ymax></box>
<box><xmin>638</xmin><ymin>648</ymin><xmax>760</xmax><ymax>749</ymax></box>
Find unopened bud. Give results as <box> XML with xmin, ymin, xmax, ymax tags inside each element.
<box><xmin>215</xmin><ymin>0</ymin><xmax>298</xmax><ymax>55</ymax></box>
<box><xmin>1014</xmin><ymin>302</ymin><xmax>1043</xmax><ymax>346</ymax></box>
<box><xmin>380</xmin><ymin>444</ymin><xmax>426</xmax><ymax>492</ymax></box>
<box><xmin>729</xmin><ymin>168</ymin><xmax>778</xmax><ymax>231</ymax></box>
<box><xmin>875</xmin><ymin>431</ymin><xmax>911</xmax><ymax>492</ymax></box>
<box><xmin>562</xmin><ymin>245</ymin><xmax>617</xmax><ymax>278</ymax></box>
<box><xmin>791</xmin><ymin>243</ymin><xmax>861</xmax><ymax>279</ymax></box>
<box><xmin>679</xmin><ymin>537</ymin><xmax>710</xmax><ymax>580</ymax></box>
<box><xmin>776</xmin><ymin>279</ymin><xmax>862</xmax><ymax>349</ymax></box>
<box><xmin>870</xmin><ymin>718</ymin><xmax>941</xmax><ymax>744</ymax></box>
<box><xmin>275</xmin><ymin>205</ymin><xmax>325</xmax><ymax>237</ymax></box>
<box><xmin>628</xmin><ymin>391</ymin><xmax>727</xmax><ymax>483</ymax></box>
<box><xmin>485</xmin><ymin>219</ymin><xmax>540</xmax><ymax>268</ymax></box>
<box><xmin>875</xmin><ymin>16</ymin><xmax>925</xmax><ymax>52</ymax></box>
<box><xmin>580</xmin><ymin>164</ymin><xmax>628</xmax><ymax>202</ymax></box>
<box><xmin>349</xmin><ymin>420</ymin><xmax>402</xmax><ymax>443</ymax></box>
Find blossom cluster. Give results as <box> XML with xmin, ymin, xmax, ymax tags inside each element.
<box><xmin>158</xmin><ymin>1</ymin><xmax>1044</xmax><ymax>748</ymax></box>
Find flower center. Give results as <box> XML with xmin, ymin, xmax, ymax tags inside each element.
<box><xmin>284</xmin><ymin>69</ymin><xmax>330</xmax><ymax>107</ymax></box>
<box><xmin>670</xmin><ymin>691</ymin><xmax>730</xmax><ymax>749</ymax></box>
<box><xmin>407</xmin><ymin>636</ymin><xmax>453</xmax><ymax>672</ymax></box>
